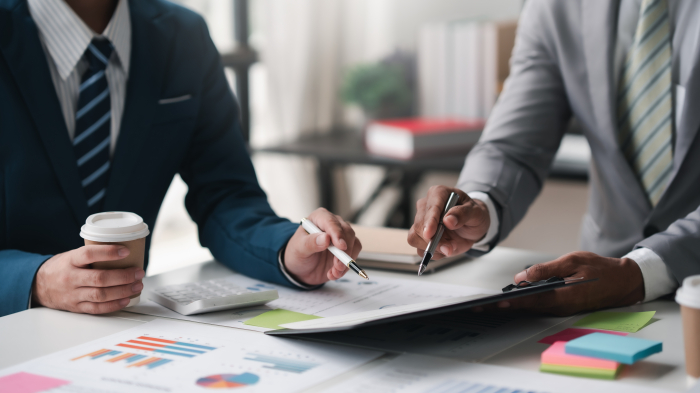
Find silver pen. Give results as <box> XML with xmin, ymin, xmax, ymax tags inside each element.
<box><xmin>300</xmin><ymin>218</ymin><xmax>369</xmax><ymax>280</ymax></box>
<box><xmin>418</xmin><ymin>192</ymin><xmax>460</xmax><ymax>276</ymax></box>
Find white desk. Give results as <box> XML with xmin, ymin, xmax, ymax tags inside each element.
<box><xmin>0</xmin><ymin>247</ymin><xmax>688</xmax><ymax>391</ymax></box>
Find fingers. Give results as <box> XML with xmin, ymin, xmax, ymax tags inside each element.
<box><xmin>327</xmin><ymin>237</ymin><xmax>360</xmax><ymax>281</ymax></box>
<box><xmin>443</xmin><ymin>200</ymin><xmax>489</xmax><ymax>237</ymax></box>
<box><xmin>309</xmin><ymin>208</ymin><xmax>355</xmax><ymax>251</ymax></box>
<box><xmin>436</xmin><ymin>236</ymin><xmax>474</xmax><ymax>257</ymax></box>
<box><xmin>69</xmin><ymin>245</ymin><xmax>130</xmax><ymax>268</ymax></box>
<box><xmin>513</xmin><ymin>255</ymin><xmax>577</xmax><ymax>283</ymax></box>
<box><xmin>299</xmin><ymin>231</ymin><xmax>331</xmax><ymax>258</ymax></box>
<box><xmin>327</xmin><ymin>258</ymin><xmax>349</xmax><ymax>281</ymax></box>
<box><xmin>422</xmin><ymin>187</ymin><xmax>469</xmax><ymax>239</ymax></box>
<box><xmin>76</xmin><ymin>298</ymin><xmax>131</xmax><ymax>315</ymax></box>
<box><xmin>76</xmin><ymin>282</ymin><xmax>143</xmax><ymax>304</ymax></box>
<box><xmin>74</xmin><ymin>266</ymin><xmax>144</xmax><ymax>288</ymax></box>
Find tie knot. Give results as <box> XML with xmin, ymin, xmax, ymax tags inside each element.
<box><xmin>84</xmin><ymin>38</ymin><xmax>114</xmax><ymax>71</ymax></box>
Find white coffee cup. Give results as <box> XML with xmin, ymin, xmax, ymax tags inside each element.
<box><xmin>676</xmin><ymin>275</ymin><xmax>700</xmax><ymax>380</ymax></box>
<box><xmin>80</xmin><ymin>212</ymin><xmax>150</xmax><ymax>307</ymax></box>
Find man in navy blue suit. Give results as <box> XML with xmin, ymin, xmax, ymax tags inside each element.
<box><xmin>0</xmin><ymin>0</ymin><xmax>360</xmax><ymax>317</ymax></box>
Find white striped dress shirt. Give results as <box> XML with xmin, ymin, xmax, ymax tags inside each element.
<box><xmin>28</xmin><ymin>0</ymin><xmax>130</xmax><ymax>155</ymax></box>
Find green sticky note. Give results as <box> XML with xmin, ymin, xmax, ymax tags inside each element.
<box><xmin>244</xmin><ymin>309</ymin><xmax>322</xmax><ymax>330</ymax></box>
<box><xmin>573</xmin><ymin>311</ymin><xmax>656</xmax><ymax>333</ymax></box>
<box><xmin>540</xmin><ymin>363</ymin><xmax>622</xmax><ymax>380</ymax></box>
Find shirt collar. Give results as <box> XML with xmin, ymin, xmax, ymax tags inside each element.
<box><xmin>28</xmin><ymin>0</ymin><xmax>131</xmax><ymax>80</ymax></box>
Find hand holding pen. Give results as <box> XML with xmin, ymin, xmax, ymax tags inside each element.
<box><xmin>282</xmin><ymin>208</ymin><xmax>365</xmax><ymax>286</ymax></box>
<box><xmin>408</xmin><ymin>186</ymin><xmax>491</xmax><ymax>272</ymax></box>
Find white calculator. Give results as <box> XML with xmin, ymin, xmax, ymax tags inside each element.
<box><xmin>149</xmin><ymin>278</ymin><xmax>279</xmax><ymax>316</ymax></box>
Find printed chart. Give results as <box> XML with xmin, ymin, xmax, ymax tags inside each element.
<box><xmin>0</xmin><ymin>319</ymin><xmax>382</xmax><ymax>393</ymax></box>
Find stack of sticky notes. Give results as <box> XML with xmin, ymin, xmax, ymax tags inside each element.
<box><xmin>541</xmin><ymin>341</ymin><xmax>622</xmax><ymax>379</ymax></box>
<box><xmin>540</xmin><ymin>333</ymin><xmax>662</xmax><ymax>379</ymax></box>
<box><xmin>539</xmin><ymin>311</ymin><xmax>662</xmax><ymax>380</ymax></box>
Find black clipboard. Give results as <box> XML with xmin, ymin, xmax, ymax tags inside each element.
<box><xmin>266</xmin><ymin>278</ymin><xmax>597</xmax><ymax>336</ymax></box>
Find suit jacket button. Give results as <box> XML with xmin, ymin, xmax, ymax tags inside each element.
<box><xmin>643</xmin><ymin>225</ymin><xmax>659</xmax><ymax>238</ymax></box>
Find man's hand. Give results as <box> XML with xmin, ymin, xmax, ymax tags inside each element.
<box><xmin>32</xmin><ymin>245</ymin><xmax>145</xmax><ymax>314</ymax></box>
<box><xmin>486</xmin><ymin>251</ymin><xmax>645</xmax><ymax>316</ymax></box>
<box><xmin>283</xmin><ymin>208</ymin><xmax>361</xmax><ymax>286</ymax></box>
<box><xmin>408</xmin><ymin>185</ymin><xmax>490</xmax><ymax>259</ymax></box>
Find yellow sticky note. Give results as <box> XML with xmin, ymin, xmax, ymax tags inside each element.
<box><xmin>244</xmin><ymin>309</ymin><xmax>322</xmax><ymax>330</ymax></box>
<box><xmin>573</xmin><ymin>311</ymin><xmax>656</xmax><ymax>333</ymax></box>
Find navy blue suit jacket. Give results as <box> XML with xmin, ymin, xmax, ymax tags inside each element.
<box><xmin>0</xmin><ymin>0</ymin><xmax>298</xmax><ymax>317</ymax></box>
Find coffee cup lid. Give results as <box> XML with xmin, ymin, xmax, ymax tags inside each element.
<box><xmin>80</xmin><ymin>212</ymin><xmax>150</xmax><ymax>242</ymax></box>
<box><xmin>676</xmin><ymin>275</ymin><xmax>700</xmax><ymax>309</ymax></box>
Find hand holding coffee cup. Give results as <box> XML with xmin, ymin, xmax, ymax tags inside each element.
<box><xmin>31</xmin><ymin>212</ymin><xmax>149</xmax><ymax>314</ymax></box>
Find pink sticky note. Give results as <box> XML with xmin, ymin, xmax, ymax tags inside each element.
<box><xmin>542</xmin><ymin>341</ymin><xmax>620</xmax><ymax>370</ymax></box>
<box><xmin>0</xmin><ymin>372</ymin><xmax>70</xmax><ymax>393</ymax></box>
<box><xmin>538</xmin><ymin>328</ymin><xmax>627</xmax><ymax>344</ymax></box>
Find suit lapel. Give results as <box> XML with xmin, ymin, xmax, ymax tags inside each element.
<box><xmin>581</xmin><ymin>0</ymin><xmax>650</xmax><ymax>213</ymax></box>
<box><xmin>0</xmin><ymin>1</ymin><xmax>89</xmax><ymax>224</ymax></box>
<box><xmin>103</xmin><ymin>0</ymin><xmax>166</xmax><ymax>210</ymax></box>
<box><xmin>671</xmin><ymin>45</ymin><xmax>700</xmax><ymax>179</ymax></box>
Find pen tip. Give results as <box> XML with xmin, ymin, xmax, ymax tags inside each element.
<box><xmin>417</xmin><ymin>264</ymin><xmax>426</xmax><ymax>276</ymax></box>
<box><xmin>359</xmin><ymin>270</ymin><xmax>369</xmax><ymax>280</ymax></box>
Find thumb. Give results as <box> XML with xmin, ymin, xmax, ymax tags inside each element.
<box><xmin>300</xmin><ymin>233</ymin><xmax>330</xmax><ymax>258</ymax></box>
<box><xmin>514</xmin><ymin>262</ymin><xmax>557</xmax><ymax>283</ymax></box>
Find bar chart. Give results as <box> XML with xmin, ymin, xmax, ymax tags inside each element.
<box><xmin>243</xmin><ymin>353</ymin><xmax>319</xmax><ymax>374</ymax></box>
<box><xmin>71</xmin><ymin>349</ymin><xmax>172</xmax><ymax>369</ymax></box>
<box><xmin>116</xmin><ymin>336</ymin><xmax>217</xmax><ymax>358</ymax></box>
<box><xmin>70</xmin><ymin>335</ymin><xmax>217</xmax><ymax>370</ymax></box>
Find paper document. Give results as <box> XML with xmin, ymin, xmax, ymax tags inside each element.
<box><xmin>280</xmin><ymin>294</ymin><xmax>488</xmax><ymax>330</ymax></box>
<box><xmin>0</xmin><ymin>319</ymin><xmax>383</xmax><ymax>393</ymax></box>
<box><xmin>323</xmin><ymin>354</ymin><xmax>674</xmax><ymax>393</ymax></box>
<box><xmin>126</xmin><ymin>273</ymin><xmax>494</xmax><ymax>332</ymax></box>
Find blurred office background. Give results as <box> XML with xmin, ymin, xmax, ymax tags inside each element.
<box><xmin>148</xmin><ymin>0</ymin><xmax>590</xmax><ymax>276</ymax></box>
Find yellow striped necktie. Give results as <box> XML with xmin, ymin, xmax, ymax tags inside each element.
<box><xmin>617</xmin><ymin>0</ymin><xmax>674</xmax><ymax>206</ymax></box>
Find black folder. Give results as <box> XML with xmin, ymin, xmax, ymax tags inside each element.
<box><xmin>266</xmin><ymin>278</ymin><xmax>596</xmax><ymax>336</ymax></box>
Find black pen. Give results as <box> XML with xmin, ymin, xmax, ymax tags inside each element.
<box><xmin>418</xmin><ymin>192</ymin><xmax>460</xmax><ymax>276</ymax></box>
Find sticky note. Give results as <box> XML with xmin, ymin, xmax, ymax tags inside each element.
<box><xmin>565</xmin><ymin>333</ymin><xmax>662</xmax><ymax>364</ymax></box>
<box><xmin>244</xmin><ymin>309</ymin><xmax>321</xmax><ymax>330</ymax></box>
<box><xmin>542</xmin><ymin>341</ymin><xmax>619</xmax><ymax>369</ymax></box>
<box><xmin>540</xmin><ymin>363</ymin><xmax>622</xmax><ymax>380</ymax></box>
<box><xmin>573</xmin><ymin>311</ymin><xmax>656</xmax><ymax>333</ymax></box>
<box><xmin>0</xmin><ymin>372</ymin><xmax>70</xmax><ymax>393</ymax></box>
<box><xmin>538</xmin><ymin>328</ymin><xmax>627</xmax><ymax>344</ymax></box>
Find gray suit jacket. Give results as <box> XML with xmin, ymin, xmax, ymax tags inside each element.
<box><xmin>458</xmin><ymin>0</ymin><xmax>700</xmax><ymax>284</ymax></box>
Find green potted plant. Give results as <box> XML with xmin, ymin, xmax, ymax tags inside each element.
<box><xmin>341</xmin><ymin>56</ymin><xmax>414</xmax><ymax>122</ymax></box>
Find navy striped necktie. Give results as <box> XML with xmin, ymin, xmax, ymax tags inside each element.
<box><xmin>74</xmin><ymin>38</ymin><xmax>113</xmax><ymax>213</ymax></box>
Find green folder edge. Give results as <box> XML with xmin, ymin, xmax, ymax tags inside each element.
<box><xmin>540</xmin><ymin>363</ymin><xmax>622</xmax><ymax>380</ymax></box>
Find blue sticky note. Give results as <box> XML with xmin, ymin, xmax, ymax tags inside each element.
<box><xmin>565</xmin><ymin>333</ymin><xmax>662</xmax><ymax>364</ymax></box>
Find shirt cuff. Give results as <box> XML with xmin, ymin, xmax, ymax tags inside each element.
<box><xmin>278</xmin><ymin>249</ymin><xmax>320</xmax><ymax>290</ymax></box>
<box><xmin>624</xmin><ymin>247</ymin><xmax>678</xmax><ymax>302</ymax></box>
<box><xmin>467</xmin><ymin>191</ymin><xmax>500</xmax><ymax>252</ymax></box>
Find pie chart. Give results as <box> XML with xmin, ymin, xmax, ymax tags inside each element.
<box><xmin>196</xmin><ymin>373</ymin><xmax>260</xmax><ymax>389</ymax></box>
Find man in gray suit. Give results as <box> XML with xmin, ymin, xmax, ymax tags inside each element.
<box><xmin>409</xmin><ymin>0</ymin><xmax>700</xmax><ymax>315</ymax></box>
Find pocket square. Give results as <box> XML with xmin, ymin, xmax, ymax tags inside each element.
<box><xmin>158</xmin><ymin>94</ymin><xmax>192</xmax><ymax>104</ymax></box>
